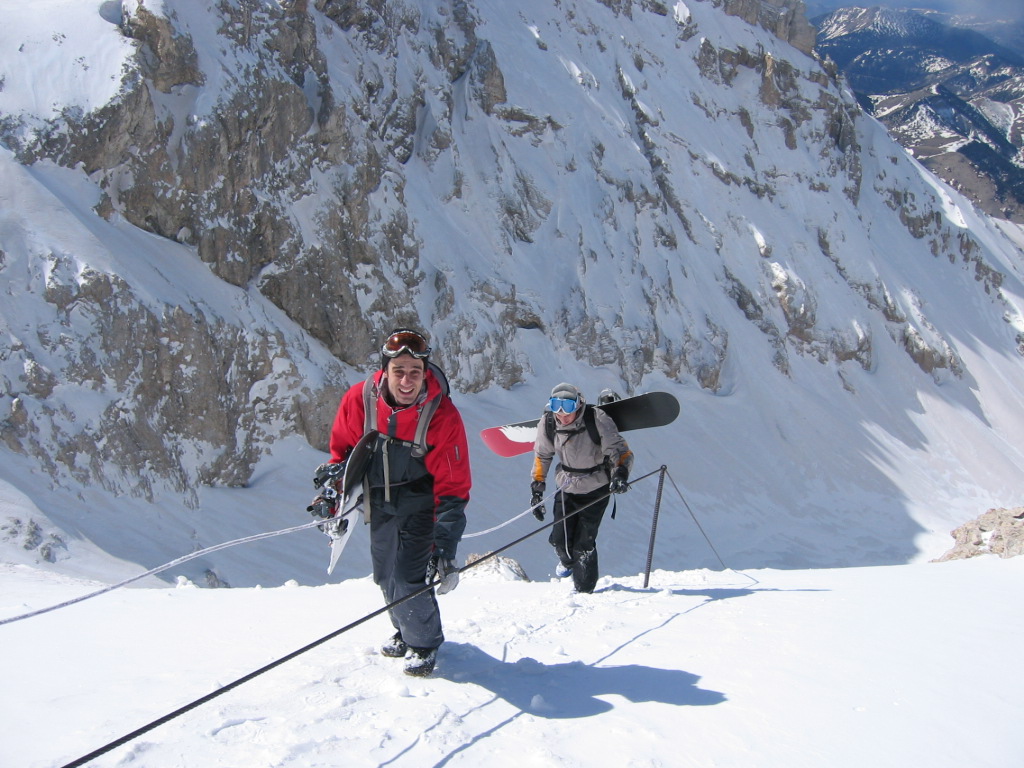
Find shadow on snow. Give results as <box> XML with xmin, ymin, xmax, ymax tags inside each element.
<box><xmin>436</xmin><ymin>641</ymin><xmax>726</xmax><ymax>717</ymax></box>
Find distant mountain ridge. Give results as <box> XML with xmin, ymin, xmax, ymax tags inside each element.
<box><xmin>813</xmin><ymin>6</ymin><xmax>1024</xmax><ymax>222</ymax></box>
<box><xmin>817</xmin><ymin>6</ymin><xmax>940</xmax><ymax>50</ymax></box>
<box><xmin>816</xmin><ymin>7</ymin><xmax>1024</xmax><ymax>90</ymax></box>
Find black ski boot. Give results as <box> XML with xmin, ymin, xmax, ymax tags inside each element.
<box><xmin>404</xmin><ymin>647</ymin><xmax>437</xmax><ymax>677</ymax></box>
<box><xmin>380</xmin><ymin>632</ymin><xmax>408</xmax><ymax>658</ymax></box>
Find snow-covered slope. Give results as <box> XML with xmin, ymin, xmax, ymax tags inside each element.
<box><xmin>0</xmin><ymin>0</ymin><xmax>1023</xmax><ymax>591</ymax></box>
<box><xmin>1</xmin><ymin>5</ymin><xmax>1023</xmax><ymax>764</ymax></box>
<box><xmin>2</xmin><ymin>555</ymin><xmax>1022</xmax><ymax>767</ymax></box>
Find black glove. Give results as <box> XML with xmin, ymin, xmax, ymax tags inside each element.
<box><xmin>307</xmin><ymin>487</ymin><xmax>338</xmax><ymax>519</ymax></box>
<box><xmin>426</xmin><ymin>555</ymin><xmax>459</xmax><ymax>594</ymax></box>
<box><xmin>530</xmin><ymin>480</ymin><xmax>546</xmax><ymax>520</ymax></box>
<box><xmin>609</xmin><ymin>466</ymin><xmax>629</xmax><ymax>494</ymax></box>
<box><xmin>309</xmin><ymin>461</ymin><xmax>345</xmax><ymax>518</ymax></box>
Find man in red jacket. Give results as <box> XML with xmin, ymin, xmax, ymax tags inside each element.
<box><xmin>314</xmin><ymin>329</ymin><xmax>471</xmax><ymax>677</ymax></box>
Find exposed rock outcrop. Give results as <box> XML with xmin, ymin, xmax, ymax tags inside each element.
<box><xmin>465</xmin><ymin>552</ymin><xmax>531</xmax><ymax>582</ymax></box>
<box><xmin>0</xmin><ymin>516</ymin><xmax>68</xmax><ymax>564</ymax></box>
<box><xmin>718</xmin><ymin>0</ymin><xmax>817</xmax><ymax>55</ymax></box>
<box><xmin>933</xmin><ymin>507</ymin><xmax>1024</xmax><ymax>561</ymax></box>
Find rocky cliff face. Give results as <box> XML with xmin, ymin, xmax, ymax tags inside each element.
<box><xmin>0</xmin><ymin>238</ymin><xmax>347</xmax><ymax>505</ymax></box>
<box><xmin>1</xmin><ymin>0</ymin><xmax>1021</xmax><ymax>509</ymax></box>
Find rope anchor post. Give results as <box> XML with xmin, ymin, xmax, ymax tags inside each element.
<box><xmin>642</xmin><ymin>465</ymin><xmax>668</xmax><ymax>589</ymax></box>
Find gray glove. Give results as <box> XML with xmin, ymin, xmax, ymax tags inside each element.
<box><xmin>427</xmin><ymin>555</ymin><xmax>459</xmax><ymax>595</ymax></box>
<box><xmin>530</xmin><ymin>480</ymin><xmax>546</xmax><ymax>520</ymax></box>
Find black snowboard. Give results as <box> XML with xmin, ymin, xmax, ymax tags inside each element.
<box><xmin>480</xmin><ymin>391</ymin><xmax>680</xmax><ymax>457</ymax></box>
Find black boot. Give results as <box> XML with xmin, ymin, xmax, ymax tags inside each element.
<box><xmin>404</xmin><ymin>646</ymin><xmax>437</xmax><ymax>677</ymax></box>
<box><xmin>380</xmin><ymin>632</ymin><xmax>408</xmax><ymax>658</ymax></box>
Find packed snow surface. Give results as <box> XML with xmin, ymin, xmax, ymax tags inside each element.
<box><xmin>2</xmin><ymin>553</ymin><xmax>1022</xmax><ymax>768</ymax></box>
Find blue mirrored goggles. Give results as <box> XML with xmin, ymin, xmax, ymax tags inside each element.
<box><xmin>549</xmin><ymin>396</ymin><xmax>580</xmax><ymax>414</ymax></box>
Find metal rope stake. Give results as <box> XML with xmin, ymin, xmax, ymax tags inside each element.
<box><xmin>643</xmin><ymin>465</ymin><xmax>668</xmax><ymax>588</ymax></box>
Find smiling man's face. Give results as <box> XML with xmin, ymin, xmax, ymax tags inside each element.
<box><xmin>386</xmin><ymin>355</ymin><xmax>426</xmax><ymax>406</ymax></box>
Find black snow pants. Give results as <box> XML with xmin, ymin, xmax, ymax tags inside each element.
<box><xmin>548</xmin><ymin>485</ymin><xmax>610</xmax><ymax>593</ymax></box>
<box><xmin>370</xmin><ymin>506</ymin><xmax>443</xmax><ymax>649</ymax></box>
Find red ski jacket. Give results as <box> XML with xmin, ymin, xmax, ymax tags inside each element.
<box><xmin>328</xmin><ymin>367</ymin><xmax>471</xmax><ymax>558</ymax></box>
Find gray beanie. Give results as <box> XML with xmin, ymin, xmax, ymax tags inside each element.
<box><xmin>550</xmin><ymin>382</ymin><xmax>582</xmax><ymax>401</ymax></box>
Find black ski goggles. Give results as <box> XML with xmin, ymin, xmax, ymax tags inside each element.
<box><xmin>382</xmin><ymin>330</ymin><xmax>431</xmax><ymax>359</ymax></box>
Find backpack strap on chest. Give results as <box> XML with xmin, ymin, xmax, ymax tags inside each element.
<box><xmin>547</xmin><ymin>405</ymin><xmax>608</xmax><ymax>476</ymax></box>
<box><xmin>363</xmin><ymin>363</ymin><xmax>450</xmax><ymax>458</ymax></box>
<box><xmin>545</xmin><ymin>405</ymin><xmax>601</xmax><ymax>444</ymax></box>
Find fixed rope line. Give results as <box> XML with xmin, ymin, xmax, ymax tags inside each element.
<box><xmin>57</xmin><ymin>474</ymin><xmax>659</xmax><ymax>768</ymax></box>
<box><xmin>663</xmin><ymin>468</ymin><xmax>729</xmax><ymax>570</ymax></box>
<box><xmin>0</xmin><ymin>520</ymin><xmax>327</xmax><ymax>627</ymax></box>
<box><xmin>4</xmin><ymin>488</ymin><xmax>571</xmax><ymax>628</ymax></box>
<box><xmin>462</xmin><ymin>484</ymin><xmax>566</xmax><ymax>538</ymax></box>
<box><xmin>2</xmin><ymin>466</ymin><xmax>713</xmax><ymax>630</ymax></box>
<box><xmin>661</xmin><ymin>468</ymin><xmax>759</xmax><ymax>587</ymax></box>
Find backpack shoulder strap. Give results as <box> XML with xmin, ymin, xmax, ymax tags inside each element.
<box><xmin>365</xmin><ymin>365</ymin><xmax>449</xmax><ymax>458</ymax></box>
<box><xmin>362</xmin><ymin>376</ymin><xmax>377</xmax><ymax>433</ymax></box>
<box><xmin>583</xmin><ymin>405</ymin><xmax>600</xmax><ymax>445</ymax></box>
<box><xmin>410</xmin><ymin>396</ymin><xmax>440</xmax><ymax>458</ymax></box>
<box><xmin>545</xmin><ymin>406</ymin><xmax>599</xmax><ymax>444</ymax></box>
<box><xmin>409</xmin><ymin>362</ymin><xmax>449</xmax><ymax>458</ymax></box>
<box><xmin>585</xmin><ymin>405</ymin><xmax>612</xmax><ymax>481</ymax></box>
<box><xmin>427</xmin><ymin>361</ymin><xmax>450</xmax><ymax>397</ymax></box>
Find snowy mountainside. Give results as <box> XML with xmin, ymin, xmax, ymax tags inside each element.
<box><xmin>813</xmin><ymin>6</ymin><xmax>1024</xmax><ymax>221</ymax></box>
<box><xmin>1</xmin><ymin>0</ymin><xmax>1024</xmax><ymax>586</ymax></box>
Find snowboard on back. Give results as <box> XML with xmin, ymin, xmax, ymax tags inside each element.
<box><xmin>479</xmin><ymin>391</ymin><xmax>680</xmax><ymax>457</ymax></box>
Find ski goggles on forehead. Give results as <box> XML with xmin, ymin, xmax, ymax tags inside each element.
<box><xmin>549</xmin><ymin>396</ymin><xmax>580</xmax><ymax>414</ymax></box>
<box><xmin>382</xmin><ymin>330</ymin><xmax>431</xmax><ymax>359</ymax></box>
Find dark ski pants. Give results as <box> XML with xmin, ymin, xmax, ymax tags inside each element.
<box><xmin>548</xmin><ymin>486</ymin><xmax>610</xmax><ymax>593</ymax></box>
<box><xmin>370</xmin><ymin>508</ymin><xmax>444</xmax><ymax>650</ymax></box>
